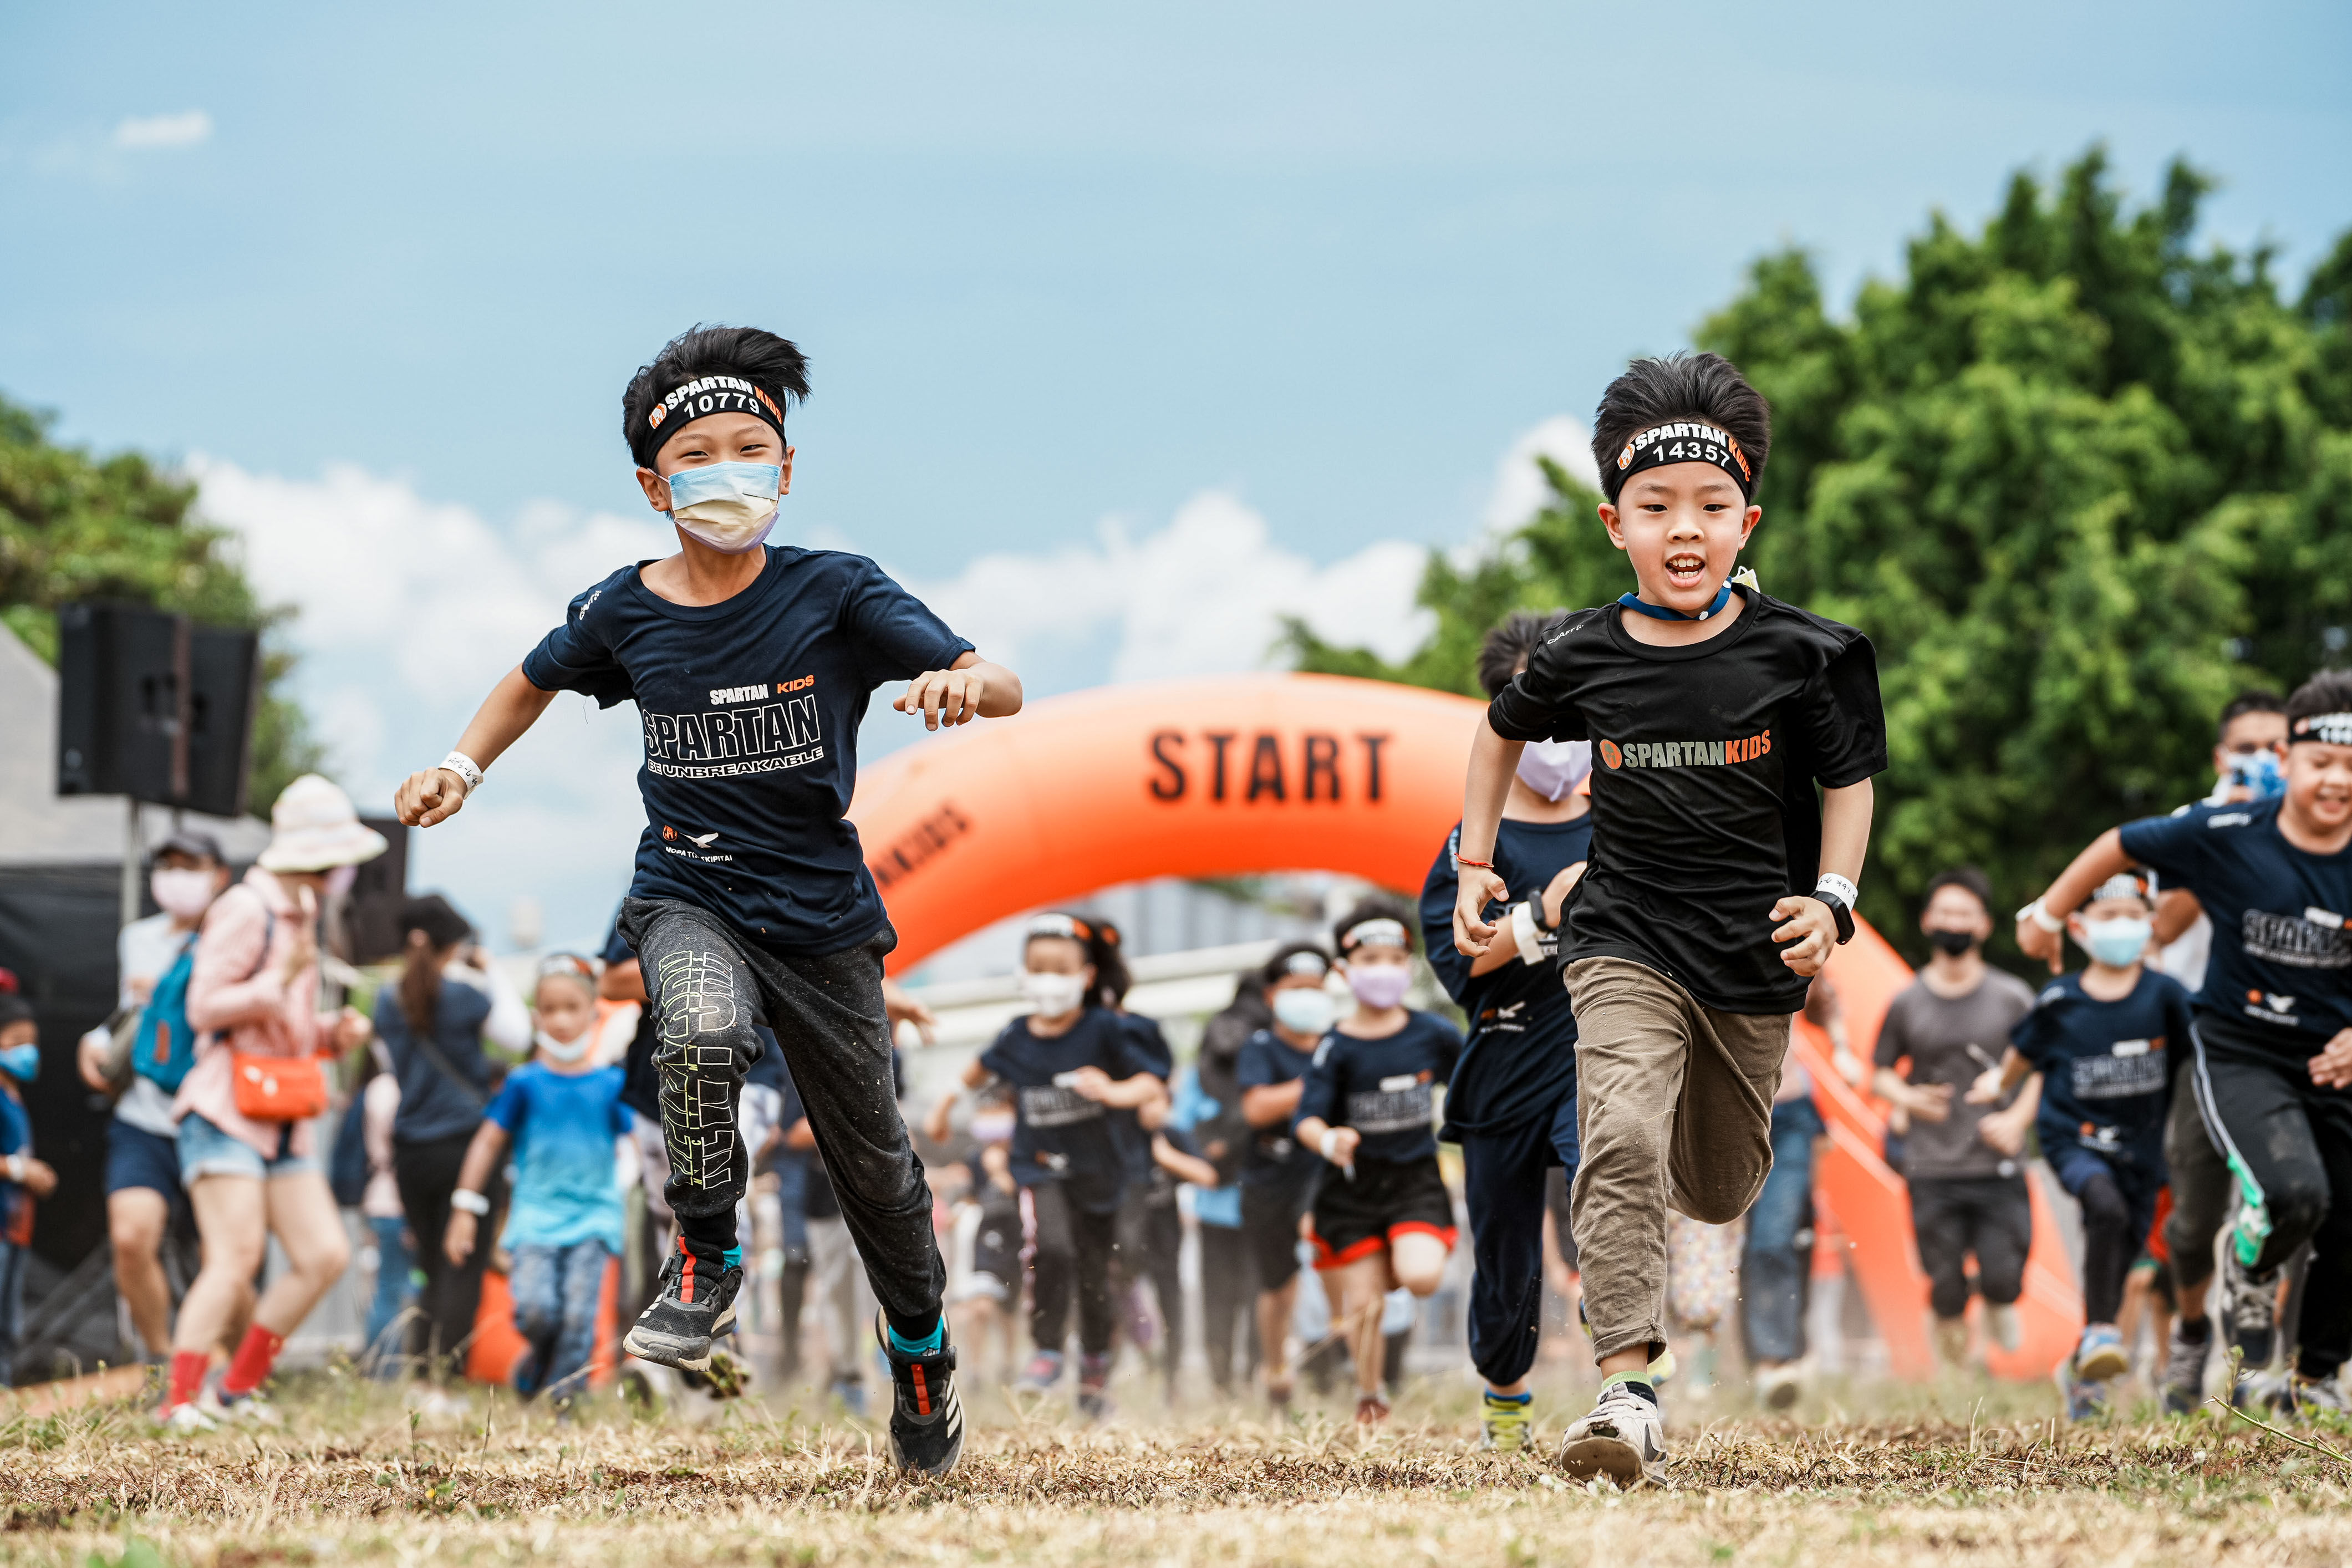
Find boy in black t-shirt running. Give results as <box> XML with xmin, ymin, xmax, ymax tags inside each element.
<box><xmin>1454</xmin><ymin>352</ymin><xmax>1885</xmax><ymax>1484</ymax></box>
<box><xmin>394</xmin><ymin>326</ymin><xmax>1023</xmax><ymax>1474</ymax></box>
<box><xmin>2018</xmin><ymin>671</ymin><xmax>2352</xmax><ymax>1417</ymax></box>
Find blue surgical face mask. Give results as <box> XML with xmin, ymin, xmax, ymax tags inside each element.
<box><xmin>2219</xmin><ymin>746</ymin><xmax>2285</xmax><ymax>802</ymax></box>
<box><xmin>0</xmin><ymin>1043</ymin><xmax>37</xmax><ymax>1083</ymax></box>
<box><xmin>2082</xmin><ymin>917</ymin><xmax>2154</xmax><ymax>969</ymax></box>
<box><xmin>663</xmin><ymin>462</ymin><xmax>782</xmax><ymax>553</ymax></box>
<box><xmin>1271</xmin><ymin>986</ymin><xmax>1336</xmax><ymax>1038</ymax></box>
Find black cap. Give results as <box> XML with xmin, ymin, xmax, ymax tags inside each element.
<box><xmin>151</xmin><ymin>827</ymin><xmax>227</xmax><ymax>866</ymax></box>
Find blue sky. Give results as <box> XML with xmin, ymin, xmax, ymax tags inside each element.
<box><xmin>6</xmin><ymin>1</ymin><xmax>2349</xmax><ymax>952</ymax></box>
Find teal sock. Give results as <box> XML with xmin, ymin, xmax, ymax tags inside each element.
<box><xmin>1484</xmin><ymin>1389</ymin><xmax>1533</xmax><ymax>1406</ymax></box>
<box><xmin>888</xmin><ymin>1316</ymin><xmax>945</xmax><ymax>1357</ymax></box>
<box><xmin>722</xmin><ymin>1246</ymin><xmax>742</xmax><ymax>1271</ymax></box>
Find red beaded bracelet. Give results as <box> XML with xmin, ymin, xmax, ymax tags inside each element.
<box><xmin>1454</xmin><ymin>856</ymin><xmax>1495</xmax><ymax>870</ymax></box>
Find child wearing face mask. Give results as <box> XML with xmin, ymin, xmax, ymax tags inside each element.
<box><xmin>0</xmin><ymin>997</ymin><xmax>57</xmax><ymax>1387</ymax></box>
<box><xmin>959</xmin><ymin>913</ymin><xmax>1165</xmax><ymax>1418</ymax></box>
<box><xmin>1236</xmin><ymin>941</ymin><xmax>1342</xmax><ymax>1406</ymax></box>
<box><xmin>444</xmin><ymin>956</ymin><xmax>632</xmax><ymax>1403</ymax></box>
<box><xmin>1292</xmin><ymin>899</ymin><xmax>1464</xmax><ymax>1425</ymax></box>
<box><xmin>1970</xmin><ymin>872</ymin><xmax>2190</xmax><ymax>1419</ymax></box>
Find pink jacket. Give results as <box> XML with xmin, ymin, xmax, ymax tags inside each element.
<box><xmin>174</xmin><ymin>868</ymin><xmax>337</xmax><ymax>1160</ymax></box>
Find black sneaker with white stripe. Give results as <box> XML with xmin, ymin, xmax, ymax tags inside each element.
<box><xmin>876</xmin><ymin>1311</ymin><xmax>965</xmax><ymax>1476</ymax></box>
<box><xmin>623</xmin><ymin>1240</ymin><xmax>741</xmax><ymax>1372</ymax></box>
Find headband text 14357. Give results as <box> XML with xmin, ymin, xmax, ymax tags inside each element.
<box><xmin>637</xmin><ymin>375</ymin><xmax>788</xmax><ymax>466</ymax></box>
<box><xmin>1608</xmin><ymin>419</ymin><xmax>1755</xmax><ymax>501</ymax></box>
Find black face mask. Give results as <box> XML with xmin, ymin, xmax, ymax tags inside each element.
<box><xmin>1926</xmin><ymin>929</ymin><xmax>1978</xmax><ymax>958</ymax></box>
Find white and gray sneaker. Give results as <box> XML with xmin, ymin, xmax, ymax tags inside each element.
<box><xmin>2218</xmin><ymin>1238</ymin><xmax>2279</xmax><ymax>1371</ymax></box>
<box><xmin>1556</xmin><ymin>1378</ymin><xmax>1666</xmax><ymax>1488</ymax></box>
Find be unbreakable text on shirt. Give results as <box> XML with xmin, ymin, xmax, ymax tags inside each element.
<box><xmin>642</xmin><ymin>675</ymin><xmax>824</xmax><ymax>782</ymax></box>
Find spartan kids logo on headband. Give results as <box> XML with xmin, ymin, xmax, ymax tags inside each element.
<box><xmin>636</xmin><ymin>375</ymin><xmax>788</xmax><ymax>463</ymax></box>
<box><xmin>2293</xmin><ymin>712</ymin><xmax>2352</xmax><ymax>747</ymax></box>
<box><xmin>1610</xmin><ymin>419</ymin><xmax>1754</xmax><ymax>500</ymax></box>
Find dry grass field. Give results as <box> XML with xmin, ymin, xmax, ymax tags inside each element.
<box><xmin>5</xmin><ymin>1372</ymin><xmax>2351</xmax><ymax>1568</ymax></box>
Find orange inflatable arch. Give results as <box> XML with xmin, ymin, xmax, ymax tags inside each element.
<box><xmin>846</xmin><ymin>672</ymin><xmax>2080</xmax><ymax>1381</ymax></box>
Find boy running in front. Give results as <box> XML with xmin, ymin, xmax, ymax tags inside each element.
<box><xmin>1453</xmin><ymin>352</ymin><xmax>1885</xmax><ymax>1485</ymax></box>
<box><xmin>2017</xmin><ymin>671</ymin><xmax>2352</xmax><ymax>1416</ymax></box>
<box><xmin>395</xmin><ymin>325</ymin><xmax>1021</xmax><ymax>1474</ymax></box>
<box><xmin>1968</xmin><ymin>872</ymin><xmax>2192</xmax><ymax>1418</ymax></box>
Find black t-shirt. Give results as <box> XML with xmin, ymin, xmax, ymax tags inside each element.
<box><xmin>2119</xmin><ymin>798</ymin><xmax>2352</xmax><ymax>1058</ymax></box>
<box><xmin>978</xmin><ymin>1007</ymin><xmax>1159</xmax><ymax>1211</ymax></box>
<box><xmin>523</xmin><ymin>546</ymin><xmax>973</xmax><ymax>958</ymax></box>
<box><xmin>1486</xmin><ymin>589</ymin><xmax>1885</xmax><ymax>1014</ymax></box>
<box><xmin>1109</xmin><ymin>1012</ymin><xmax>1175</xmax><ymax>1183</ymax></box>
<box><xmin>2010</xmin><ymin>968</ymin><xmax>2192</xmax><ymax>1165</ymax></box>
<box><xmin>1234</xmin><ymin>1028</ymin><xmax>1321</xmax><ymax>1191</ymax></box>
<box><xmin>1421</xmin><ymin>814</ymin><xmax>1592</xmax><ymax>1138</ymax></box>
<box><xmin>1294</xmin><ymin>1010</ymin><xmax>1463</xmax><ymax>1166</ymax></box>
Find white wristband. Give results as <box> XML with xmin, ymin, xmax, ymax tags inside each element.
<box><xmin>4</xmin><ymin>1155</ymin><xmax>22</xmax><ymax>1183</ymax></box>
<box><xmin>1319</xmin><ymin>1129</ymin><xmax>1343</xmax><ymax>1162</ymax></box>
<box><xmin>2017</xmin><ymin>898</ymin><xmax>2065</xmax><ymax>934</ymax></box>
<box><xmin>1510</xmin><ymin>900</ymin><xmax>1547</xmax><ymax>967</ymax></box>
<box><xmin>450</xmin><ymin>1189</ymin><xmax>491</xmax><ymax>1216</ymax></box>
<box><xmin>1814</xmin><ymin>873</ymin><xmax>1859</xmax><ymax>908</ymax></box>
<box><xmin>440</xmin><ymin>751</ymin><xmax>485</xmax><ymax>795</ymax></box>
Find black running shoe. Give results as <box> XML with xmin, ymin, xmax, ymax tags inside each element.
<box><xmin>875</xmin><ymin>1312</ymin><xmax>965</xmax><ymax>1476</ymax></box>
<box><xmin>623</xmin><ymin>1240</ymin><xmax>741</xmax><ymax>1372</ymax></box>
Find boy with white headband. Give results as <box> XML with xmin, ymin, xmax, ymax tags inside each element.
<box><xmin>395</xmin><ymin>325</ymin><xmax>1022</xmax><ymax>1474</ymax></box>
<box><xmin>2017</xmin><ymin>670</ymin><xmax>2352</xmax><ymax>1416</ymax></box>
<box><xmin>1419</xmin><ymin>611</ymin><xmax>1593</xmax><ymax>1452</ymax></box>
<box><xmin>1453</xmin><ymin>351</ymin><xmax>1884</xmax><ymax>1484</ymax></box>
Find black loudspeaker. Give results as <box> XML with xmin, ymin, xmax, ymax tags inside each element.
<box><xmin>343</xmin><ymin>816</ymin><xmax>412</xmax><ymax>964</ymax></box>
<box><xmin>55</xmin><ymin>603</ymin><xmax>262</xmax><ymax>818</ymax></box>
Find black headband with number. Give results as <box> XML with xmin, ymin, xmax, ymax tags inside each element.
<box><xmin>632</xmin><ymin>374</ymin><xmax>789</xmax><ymax>468</ymax></box>
<box><xmin>1605</xmin><ymin>419</ymin><xmax>1756</xmax><ymax>502</ymax></box>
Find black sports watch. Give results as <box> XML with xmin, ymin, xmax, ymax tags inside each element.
<box><xmin>1809</xmin><ymin>889</ymin><xmax>1856</xmax><ymax>945</ymax></box>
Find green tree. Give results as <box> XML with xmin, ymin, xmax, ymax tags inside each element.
<box><xmin>1</xmin><ymin>393</ymin><xmax>325</xmax><ymax>816</ymax></box>
<box><xmin>1292</xmin><ymin>150</ymin><xmax>2352</xmax><ymax>959</ymax></box>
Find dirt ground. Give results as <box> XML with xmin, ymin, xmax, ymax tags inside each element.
<box><xmin>7</xmin><ymin>1371</ymin><xmax>2352</xmax><ymax>1568</ymax></box>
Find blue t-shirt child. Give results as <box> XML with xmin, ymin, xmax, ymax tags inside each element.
<box><xmin>0</xmin><ymin>1090</ymin><xmax>29</xmax><ymax>1245</ymax></box>
<box><xmin>2010</xmin><ymin>969</ymin><xmax>2193</xmax><ymax>1189</ymax></box>
<box><xmin>978</xmin><ymin>1007</ymin><xmax>1160</xmax><ymax>1213</ymax></box>
<box><xmin>485</xmin><ymin>1064</ymin><xmax>633</xmax><ymax>1255</ymax></box>
<box><xmin>1235</xmin><ymin>1029</ymin><xmax>1321</xmax><ymax>1194</ymax></box>
<box><xmin>522</xmin><ymin>546</ymin><xmax>974</xmax><ymax>957</ymax></box>
<box><xmin>1294</xmin><ymin>1011</ymin><xmax>1464</xmax><ymax>1167</ymax></box>
<box><xmin>2117</xmin><ymin>797</ymin><xmax>2352</xmax><ymax>1057</ymax></box>
<box><xmin>1166</xmin><ymin>1068</ymin><xmax>1241</xmax><ymax>1229</ymax></box>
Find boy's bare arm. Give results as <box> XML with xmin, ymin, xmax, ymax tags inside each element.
<box><xmin>1453</xmin><ymin>717</ymin><xmax>1527</xmax><ymax>955</ymax></box>
<box><xmin>394</xmin><ymin>665</ymin><xmax>558</xmax><ymax>827</ymax></box>
<box><xmin>895</xmin><ymin>651</ymin><xmax>1022</xmax><ymax>731</ymax></box>
<box><xmin>1770</xmin><ymin>777</ymin><xmax>1873</xmax><ymax>976</ymax></box>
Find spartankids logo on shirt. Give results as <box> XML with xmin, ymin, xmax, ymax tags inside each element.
<box><xmin>644</xmin><ymin>676</ymin><xmax>824</xmax><ymax>782</ymax></box>
<box><xmin>1598</xmin><ymin>730</ymin><xmax>1771</xmax><ymax>770</ymax></box>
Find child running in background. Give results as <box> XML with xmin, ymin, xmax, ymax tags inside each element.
<box><xmin>444</xmin><ymin>955</ymin><xmax>630</xmax><ymax>1406</ymax></box>
<box><xmin>936</xmin><ymin>1086</ymin><xmax>1021</xmax><ymax>1386</ymax></box>
<box><xmin>1971</xmin><ymin>872</ymin><xmax>2191</xmax><ymax>1418</ymax></box>
<box><xmin>2019</xmin><ymin>671</ymin><xmax>2352</xmax><ymax>1417</ymax></box>
<box><xmin>1293</xmin><ymin>900</ymin><xmax>1464</xmax><ymax>1425</ymax></box>
<box><xmin>0</xmin><ymin>999</ymin><xmax>57</xmax><ymax>1386</ymax></box>
<box><xmin>1237</xmin><ymin>943</ymin><xmax>1340</xmax><ymax>1407</ymax></box>
<box><xmin>960</xmin><ymin>913</ymin><xmax>1166</xmax><ymax>1419</ymax></box>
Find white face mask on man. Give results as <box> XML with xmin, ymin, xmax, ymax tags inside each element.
<box><xmin>150</xmin><ymin>868</ymin><xmax>218</xmax><ymax>920</ymax></box>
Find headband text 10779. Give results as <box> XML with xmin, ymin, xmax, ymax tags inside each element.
<box><xmin>1607</xmin><ymin>419</ymin><xmax>1755</xmax><ymax>501</ymax></box>
<box><xmin>2292</xmin><ymin>712</ymin><xmax>2352</xmax><ymax>747</ymax></box>
<box><xmin>635</xmin><ymin>375</ymin><xmax>788</xmax><ymax>467</ymax></box>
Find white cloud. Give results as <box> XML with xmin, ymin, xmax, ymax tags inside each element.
<box><xmin>1482</xmin><ymin>414</ymin><xmax>1600</xmax><ymax>534</ymax></box>
<box><xmin>113</xmin><ymin>111</ymin><xmax>213</xmax><ymax>150</ymax></box>
<box><xmin>907</xmin><ymin>490</ymin><xmax>1430</xmax><ymax>682</ymax></box>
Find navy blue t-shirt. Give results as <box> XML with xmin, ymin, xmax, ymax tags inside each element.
<box><xmin>523</xmin><ymin>546</ymin><xmax>973</xmax><ymax>957</ymax></box>
<box><xmin>2119</xmin><ymin>798</ymin><xmax>2352</xmax><ymax>1058</ymax></box>
<box><xmin>1109</xmin><ymin>1012</ymin><xmax>1175</xmax><ymax>1184</ymax></box>
<box><xmin>1294</xmin><ymin>1010</ymin><xmax>1463</xmax><ymax>1166</ymax></box>
<box><xmin>978</xmin><ymin>1007</ymin><xmax>1159</xmax><ymax>1212</ymax></box>
<box><xmin>2010</xmin><ymin>969</ymin><xmax>2192</xmax><ymax>1167</ymax></box>
<box><xmin>1421</xmin><ymin>814</ymin><xmax>1591</xmax><ymax>1139</ymax></box>
<box><xmin>1234</xmin><ymin>1028</ymin><xmax>1321</xmax><ymax>1191</ymax></box>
